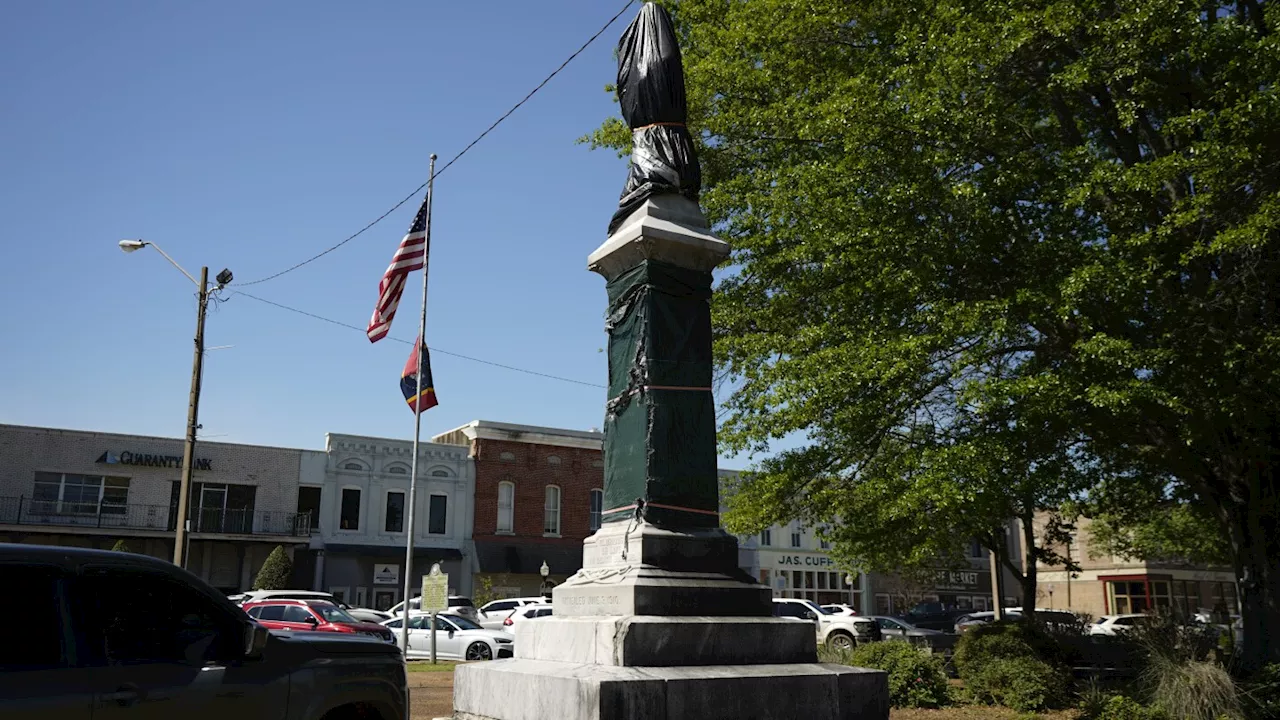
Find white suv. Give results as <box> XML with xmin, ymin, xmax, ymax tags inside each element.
<box><xmin>477</xmin><ymin>597</ymin><xmax>546</xmax><ymax>629</ymax></box>
<box><xmin>772</xmin><ymin>598</ymin><xmax>881</xmax><ymax>649</ymax></box>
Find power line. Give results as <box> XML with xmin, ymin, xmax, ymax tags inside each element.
<box><xmin>236</xmin><ymin>0</ymin><xmax>637</xmax><ymax>287</ymax></box>
<box><xmin>233</xmin><ymin>290</ymin><xmax>606</xmax><ymax>390</ymax></box>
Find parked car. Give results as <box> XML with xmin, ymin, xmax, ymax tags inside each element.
<box><xmin>772</xmin><ymin>598</ymin><xmax>881</xmax><ymax>649</ymax></box>
<box><xmin>821</xmin><ymin>604</ymin><xmax>860</xmax><ymax>616</ymax></box>
<box><xmin>1089</xmin><ymin>614</ymin><xmax>1147</xmax><ymax>636</ymax></box>
<box><xmin>388</xmin><ymin>594</ymin><xmax>479</xmax><ymax>622</ymax></box>
<box><xmin>869</xmin><ymin>615</ymin><xmax>944</xmax><ymax>640</ymax></box>
<box><xmin>1</xmin><ymin>543</ymin><xmax>406</xmax><ymax>720</ymax></box>
<box><xmin>501</xmin><ymin>603</ymin><xmax>554</xmax><ymax>633</ymax></box>
<box><xmin>243</xmin><ymin>599</ymin><xmax>397</xmax><ymax>644</ymax></box>
<box><xmin>347</xmin><ymin>607</ymin><xmax>393</xmax><ymax>624</ymax></box>
<box><xmin>477</xmin><ymin>597</ymin><xmax>547</xmax><ymax>629</ymax></box>
<box><xmin>382</xmin><ymin>612</ymin><xmax>515</xmax><ymax>660</ymax></box>
<box><xmin>898</xmin><ymin>601</ymin><xmax>971</xmax><ymax>632</ymax></box>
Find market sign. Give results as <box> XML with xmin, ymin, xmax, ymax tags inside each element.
<box><xmin>934</xmin><ymin>570</ymin><xmax>981</xmax><ymax>591</ymax></box>
<box><xmin>97</xmin><ymin>450</ymin><xmax>212</xmax><ymax>471</ymax></box>
<box><xmin>373</xmin><ymin>563</ymin><xmax>400</xmax><ymax>586</ymax></box>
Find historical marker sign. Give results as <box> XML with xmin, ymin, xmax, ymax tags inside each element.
<box><xmin>420</xmin><ymin>563</ymin><xmax>449</xmax><ymax>612</ymax></box>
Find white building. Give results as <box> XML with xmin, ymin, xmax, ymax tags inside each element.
<box><xmin>298</xmin><ymin>432</ymin><xmax>474</xmax><ymax>611</ymax></box>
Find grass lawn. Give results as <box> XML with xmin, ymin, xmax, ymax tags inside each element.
<box><xmin>892</xmin><ymin>708</ymin><xmax>1078</xmax><ymax>719</ymax></box>
<box><xmin>405</xmin><ymin>660</ymin><xmax>461</xmax><ymax>673</ymax></box>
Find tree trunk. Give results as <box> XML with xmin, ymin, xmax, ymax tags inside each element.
<box><xmin>1229</xmin><ymin>468</ymin><xmax>1280</xmax><ymax>672</ymax></box>
<box><xmin>1020</xmin><ymin>514</ymin><xmax>1039</xmax><ymax>618</ymax></box>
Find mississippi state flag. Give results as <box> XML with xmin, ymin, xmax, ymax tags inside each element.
<box><xmin>400</xmin><ymin>335</ymin><xmax>438</xmax><ymax>414</ymax></box>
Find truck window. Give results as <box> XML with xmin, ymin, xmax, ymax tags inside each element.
<box><xmin>283</xmin><ymin>606</ymin><xmax>314</xmax><ymax>624</ymax></box>
<box><xmin>0</xmin><ymin>565</ymin><xmax>64</xmax><ymax>671</ymax></box>
<box><xmin>77</xmin><ymin>566</ymin><xmax>241</xmax><ymax>666</ymax></box>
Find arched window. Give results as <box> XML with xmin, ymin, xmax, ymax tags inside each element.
<box><xmin>343</xmin><ymin>462</ymin><xmax>365</xmax><ymax>471</ymax></box>
<box><xmin>547</xmin><ymin>455</ymin><xmax>562</xmax><ymax>466</ymax></box>
<box><xmin>499</xmin><ymin>451</ymin><xmax>516</xmax><ymax>462</ymax></box>
<box><xmin>497</xmin><ymin>481</ymin><xmax>515</xmax><ymax>533</ymax></box>
<box><xmin>387</xmin><ymin>465</ymin><xmax>408</xmax><ymax>475</ymax></box>
<box><xmin>543</xmin><ymin>485</ymin><xmax>561</xmax><ymax>536</ymax></box>
<box><xmin>589</xmin><ymin>489</ymin><xmax>603</xmax><ymax>531</ymax></box>
<box><xmin>431</xmin><ymin>469</ymin><xmax>449</xmax><ymax>477</ymax></box>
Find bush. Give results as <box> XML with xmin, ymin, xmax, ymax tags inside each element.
<box><xmin>1240</xmin><ymin>663</ymin><xmax>1280</xmax><ymax>720</ymax></box>
<box><xmin>965</xmin><ymin>655</ymin><xmax>1069</xmax><ymax>712</ymax></box>
<box><xmin>252</xmin><ymin>545</ymin><xmax>293</xmax><ymax>591</ymax></box>
<box><xmin>953</xmin><ymin>619</ymin><xmax>1070</xmax><ymax>678</ymax></box>
<box><xmin>1091</xmin><ymin>695</ymin><xmax>1168</xmax><ymax>720</ymax></box>
<box><xmin>830</xmin><ymin>640</ymin><xmax>949</xmax><ymax>708</ymax></box>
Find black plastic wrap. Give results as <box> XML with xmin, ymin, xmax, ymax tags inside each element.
<box><xmin>608</xmin><ymin>3</ymin><xmax>702</xmax><ymax>235</ymax></box>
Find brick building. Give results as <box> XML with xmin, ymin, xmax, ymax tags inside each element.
<box><xmin>0</xmin><ymin>423</ymin><xmax>312</xmax><ymax>593</ymax></box>
<box><xmin>433</xmin><ymin>421</ymin><xmax>604</xmax><ymax>597</ymax></box>
<box><xmin>1033</xmin><ymin>513</ymin><xmax>1239</xmax><ymax>619</ymax></box>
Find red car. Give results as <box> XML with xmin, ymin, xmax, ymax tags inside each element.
<box><xmin>243</xmin><ymin>599</ymin><xmax>395</xmax><ymax>643</ymax></box>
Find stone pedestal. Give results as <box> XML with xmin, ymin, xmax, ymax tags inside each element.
<box><xmin>446</xmin><ymin>195</ymin><xmax>888</xmax><ymax>719</ymax></box>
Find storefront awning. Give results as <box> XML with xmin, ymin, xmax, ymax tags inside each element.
<box><xmin>474</xmin><ymin>540</ymin><xmax>582</xmax><ymax>577</ymax></box>
<box><xmin>322</xmin><ymin>544</ymin><xmax>463</xmax><ymax>560</ymax></box>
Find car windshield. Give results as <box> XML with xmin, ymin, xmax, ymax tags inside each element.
<box><xmin>443</xmin><ymin>614</ymin><xmax>483</xmax><ymax>630</ymax></box>
<box><xmin>310</xmin><ymin>602</ymin><xmax>358</xmax><ymax>624</ymax></box>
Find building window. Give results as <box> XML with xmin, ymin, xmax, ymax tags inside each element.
<box><xmin>340</xmin><ymin>488</ymin><xmax>361</xmax><ymax>530</ymax></box>
<box><xmin>499</xmin><ymin>451</ymin><xmax>516</xmax><ymax>462</ymax></box>
<box><xmin>544</xmin><ymin>485</ymin><xmax>561</xmax><ymax>536</ymax></box>
<box><xmin>497</xmin><ymin>481</ymin><xmax>514</xmax><ymax>533</ymax></box>
<box><xmin>32</xmin><ymin>472</ymin><xmax>129</xmax><ymax>515</ymax></box>
<box><xmin>969</xmin><ymin>538</ymin><xmax>985</xmax><ymax>558</ymax></box>
<box><xmin>1109</xmin><ymin>581</ymin><xmax>1150</xmax><ymax>614</ymax></box>
<box><xmin>431</xmin><ymin>469</ymin><xmax>449</xmax><ymax>477</ymax></box>
<box><xmin>387</xmin><ymin>466</ymin><xmax>407</xmax><ymax>475</ymax></box>
<box><xmin>296</xmin><ymin>486</ymin><xmax>322</xmax><ymax>532</ymax></box>
<box><xmin>760</xmin><ymin>529</ymin><xmax>772</xmax><ymax>547</ymax></box>
<box><xmin>791</xmin><ymin>529</ymin><xmax>802</xmax><ymax>548</ymax></box>
<box><xmin>589</xmin><ymin>489</ymin><xmax>603</xmax><ymax>531</ymax></box>
<box><xmin>820</xmin><ymin>538</ymin><xmax>831</xmax><ymax>550</ymax></box>
<box><xmin>428</xmin><ymin>494</ymin><xmax>448</xmax><ymax>535</ymax></box>
<box><xmin>343</xmin><ymin>462</ymin><xmax>364</xmax><ymax>471</ymax></box>
<box><xmin>384</xmin><ymin>491</ymin><xmax>405</xmax><ymax>533</ymax></box>
<box><xmin>547</xmin><ymin>455</ymin><xmax>562</xmax><ymax>466</ymax></box>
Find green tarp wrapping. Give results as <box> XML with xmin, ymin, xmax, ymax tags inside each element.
<box><xmin>602</xmin><ymin>260</ymin><xmax>719</xmax><ymax>529</ymax></box>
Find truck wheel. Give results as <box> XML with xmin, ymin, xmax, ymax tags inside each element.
<box><xmin>826</xmin><ymin>632</ymin><xmax>855</xmax><ymax>651</ymax></box>
<box><xmin>465</xmin><ymin>642</ymin><xmax>493</xmax><ymax>661</ymax></box>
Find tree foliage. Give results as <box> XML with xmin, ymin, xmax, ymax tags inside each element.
<box><xmin>252</xmin><ymin>546</ymin><xmax>293</xmax><ymax>591</ymax></box>
<box><xmin>585</xmin><ymin>0</ymin><xmax>1279</xmax><ymax>666</ymax></box>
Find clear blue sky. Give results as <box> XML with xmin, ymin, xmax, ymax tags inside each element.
<box><xmin>0</xmin><ymin>0</ymin><xmax>760</xmax><ymax>465</ymax></box>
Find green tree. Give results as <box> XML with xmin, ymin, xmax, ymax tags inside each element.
<box><xmin>252</xmin><ymin>546</ymin><xmax>293</xmax><ymax>591</ymax></box>
<box><xmin>110</xmin><ymin>539</ymin><xmax>131</xmax><ymax>553</ymax></box>
<box><xmin>585</xmin><ymin>0</ymin><xmax>1279</xmax><ymax>667</ymax></box>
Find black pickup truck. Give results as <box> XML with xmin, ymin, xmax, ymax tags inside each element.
<box><xmin>0</xmin><ymin>543</ymin><xmax>406</xmax><ymax>720</ymax></box>
<box><xmin>898</xmin><ymin>601</ymin><xmax>971</xmax><ymax>632</ymax></box>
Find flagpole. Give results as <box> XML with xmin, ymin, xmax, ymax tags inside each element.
<box><xmin>400</xmin><ymin>153</ymin><xmax>437</xmax><ymax>659</ymax></box>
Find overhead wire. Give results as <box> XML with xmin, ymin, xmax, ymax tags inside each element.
<box><xmin>232</xmin><ymin>290</ymin><xmax>606</xmax><ymax>389</ymax></box>
<box><xmin>235</xmin><ymin>0</ymin><xmax>638</xmax><ymax>287</ymax></box>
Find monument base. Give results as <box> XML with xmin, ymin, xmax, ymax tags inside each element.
<box><xmin>453</xmin><ymin>658</ymin><xmax>889</xmax><ymax>720</ymax></box>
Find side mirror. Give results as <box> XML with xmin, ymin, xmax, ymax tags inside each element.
<box><xmin>244</xmin><ymin>622</ymin><xmax>270</xmax><ymax>659</ymax></box>
<box><xmin>306</xmin><ymin>616</ymin><xmax>319</xmax><ymax>625</ymax></box>
<box><xmin>447</xmin><ymin>630</ymin><xmax>455</xmax><ymax>638</ymax></box>
<box><xmin>803</xmin><ymin>611</ymin><xmax>818</xmax><ymax>621</ymax></box>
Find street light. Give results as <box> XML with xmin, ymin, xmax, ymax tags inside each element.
<box><xmin>540</xmin><ymin>561</ymin><xmax>552</xmax><ymax>600</ymax></box>
<box><xmin>540</xmin><ymin>561</ymin><xmax>550</xmax><ymax>579</ymax></box>
<box><xmin>119</xmin><ymin>239</ymin><xmax>231</xmax><ymax>569</ymax></box>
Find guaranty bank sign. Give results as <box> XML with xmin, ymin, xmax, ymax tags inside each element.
<box><xmin>96</xmin><ymin>450</ymin><xmax>213</xmax><ymax>471</ymax></box>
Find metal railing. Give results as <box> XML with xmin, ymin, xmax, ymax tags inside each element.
<box><xmin>0</xmin><ymin>496</ymin><xmax>311</xmax><ymax>537</ymax></box>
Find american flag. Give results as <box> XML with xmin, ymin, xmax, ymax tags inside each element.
<box><xmin>366</xmin><ymin>196</ymin><xmax>429</xmax><ymax>343</ymax></box>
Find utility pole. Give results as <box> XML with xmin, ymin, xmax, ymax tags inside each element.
<box><xmin>173</xmin><ymin>266</ymin><xmax>209</xmax><ymax>568</ymax></box>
